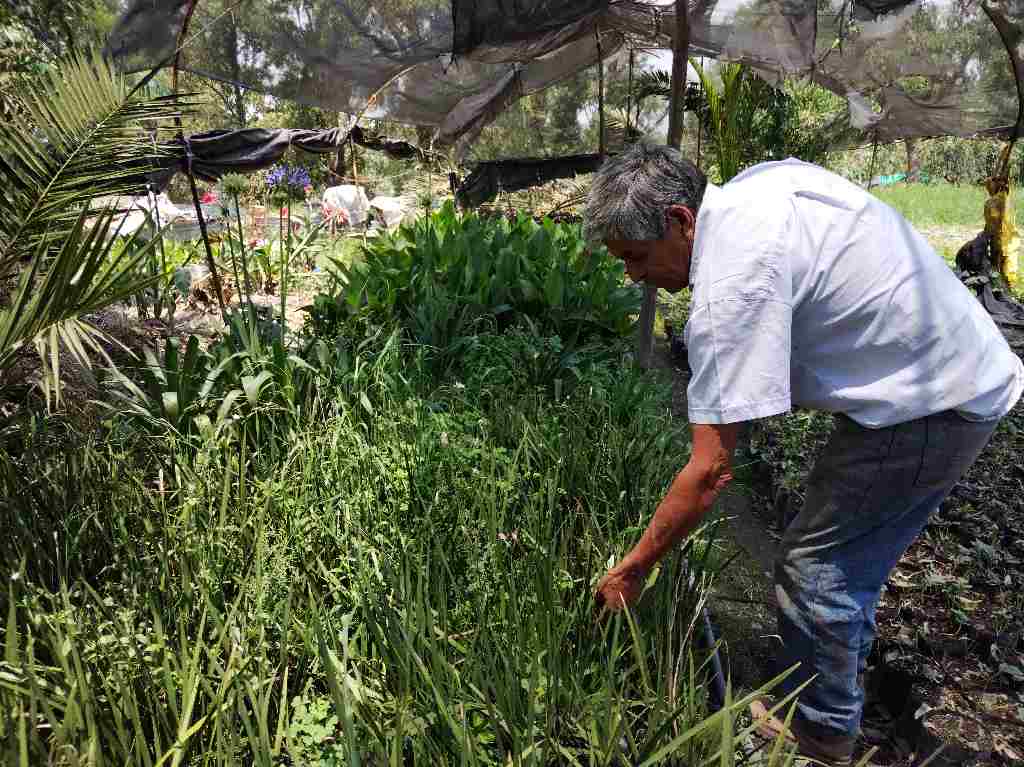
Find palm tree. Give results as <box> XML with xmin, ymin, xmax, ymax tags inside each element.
<box><xmin>0</xmin><ymin>51</ymin><xmax>186</xmax><ymax>408</ymax></box>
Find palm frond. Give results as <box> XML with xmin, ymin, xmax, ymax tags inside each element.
<box><xmin>603</xmin><ymin>107</ymin><xmax>645</xmax><ymax>153</ymax></box>
<box><xmin>0</xmin><ymin>49</ymin><xmax>186</xmax><ymax>276</ymax></box>
<box><xmin>691</xmin><ymin>59</ymin><xmax>748</xmax><ymax>182</ymax></box>
<box><xmin>633</xmin><ymin>70</ymin><xmax>672</xmax><ymax>102</ymax></box>
<box><xmin>544</xmin><ymin>179</ymin><xmax>592</xmax><ymax>217</ymax></box>
<box><xmin>0</xmin><ymin>50</ymin><xmax>186</xmax><ymax>407</ymax></box>
<box><xmin>631</xmin><ymin>68</ymin><xmax>706</xmax><ymax>125</ymax></box>
<box><xmin>0</xmin><ymin>206</ymin><xmax>161</xmax><ymax>407</ymax></box>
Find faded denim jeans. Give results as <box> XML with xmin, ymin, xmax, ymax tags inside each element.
<box><xmin>774</xmin><ymin>410</ymin><xmax>999</xmax><ymax>738</ymax></box>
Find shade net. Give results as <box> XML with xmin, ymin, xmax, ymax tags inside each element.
<box><xmin>106</xmin><ymin>1</ymin><xmax>1021</xmax><ymax>150</ymax></box>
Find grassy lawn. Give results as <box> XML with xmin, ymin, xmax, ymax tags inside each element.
<box><xmin>872</xmin><ymin>182</ymin><xmax>1023</xmax><ymax>229</ymax></box>
<box><xmin>873</xmin><ymin>182</ymin><xmax>1023</xmax><ymax>265</ymax></box>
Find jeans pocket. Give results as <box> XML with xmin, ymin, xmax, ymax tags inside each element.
<box><xmin>913</xmin><ymin>417</ymin><xmax>981</xmax><ymax>488</ymax></box>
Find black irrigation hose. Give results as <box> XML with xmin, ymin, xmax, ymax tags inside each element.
<box><xmin>700</xmin><ymin>605</ymin><xmax>728</xmax><ymax>712</ymax></box>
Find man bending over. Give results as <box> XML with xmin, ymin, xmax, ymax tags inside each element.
<box><xmin>587</xmin><ymin>144</ymin><xmax>1023</xmax><ymax>766</ymax></box>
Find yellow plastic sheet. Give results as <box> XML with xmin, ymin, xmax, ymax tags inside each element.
<box><xmin>985</xmin><ymin>145</ymin><xmax>1021</xmax><ymax>290</ymax></box>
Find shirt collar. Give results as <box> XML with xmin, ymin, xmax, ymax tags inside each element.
<box><xmin>689</xmin><ymin>181</ymin><xmax>721</xmax><ymax>289</ymax></box>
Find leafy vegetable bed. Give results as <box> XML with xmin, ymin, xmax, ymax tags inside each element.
<box><xmin>1</xmin><ymin>211</ymin><xmax>802</xmax><ymax>765</ymax></box>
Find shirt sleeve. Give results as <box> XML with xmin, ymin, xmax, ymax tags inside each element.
<box><xmin>685</xmin><ymin>215</ymin><xmax>794</xmax><ymax>424</ymax></box>
<box><xmin>685</xmin><ymin>297</ymin><xmax>792</xmax><ymax>423</ymax></box>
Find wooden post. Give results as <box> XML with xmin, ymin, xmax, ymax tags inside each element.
<box><xmin>596</xmin><ymin>28</ymin><xmax>606</xmax><ymax>157</ymax></box>
<box><xmin>696</xmin><ymin>57</ymin><xmax>703</xmax><ymax>168</ymax></box>
<box><xmin>638</xmin><ymin>0</ymin><xmax>690</xmax><ymax>368</ymax></box>
<box><xmin>667</xmin><ymin>0</ymin><xmax>691</xmax><ymax>149</ymax></box>
<box><xmin>637</xmin><ymin>284</ymin><xmax>658</xmax><ymax>368</ymax></box>
<box><xmin>186</xmin><ymin>169</ymin><xmax>229</xmax><ymax>322</ymax></box>
<box><xmin>626</xmin><ymin>48</ymin><xmax>635</xmax><ymax>139</ymax></box>
<box><xmin>350</xmin><ymin>133</ymin><xmax>358</xmax><ymax>184</ymax></box>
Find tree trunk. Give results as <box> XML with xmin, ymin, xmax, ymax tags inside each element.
<box><xmin>227</xmin><ymin>17</ymin><xmax>246</xmax><ymax>127</ymax></box>
<box><xmin>905</xmin><ymin>138</ymin><xmax>920</xmax><ymax>183</ymax></box>
<box><xmin>638</xmin><ymin>0</ymin><xmax>691</xmax><ymax>369</ymax></box>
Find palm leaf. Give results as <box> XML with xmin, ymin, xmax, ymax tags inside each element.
<box><xmin>633</xmin><ymin>70</ymin><xmax>672</xmax><ymax>102</ymax></box>
<box><xmin>691</xmin><ymin>59</ymin><xmax>748</xmax><ymax>182</ymax></box>
<box><xmin>0</xmin><ymin>49</ymin><xmax>186</xmax><ymax>277</ymax></box>
<box><xmin>0</xmin><ymin>206</ymin><xmax>162</xmax><ymax>407</ymax></box>
<box><xmin>0</xmin><ymin>50</ymin><xmax>188</xmax><ymax>407</ymax></box>
<box><xmin>604</xmin><ymin>107</ymin><xmax>644</xmax><ymax>152</ymax></box>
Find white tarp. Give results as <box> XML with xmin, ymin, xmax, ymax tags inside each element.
<box><xmin>322</xmin><ymin>184</ymin><xmax>370</xmax><ymax>226</ymax></box>
<box><xmin>369</xmin><ymin>196</ymin><xmax>408</xmax><ymax>228</ymax></box>
<box><xmin>93</xmin><ymin>193</ymin><xmax>186</xmax><ymax>236</ymax></box>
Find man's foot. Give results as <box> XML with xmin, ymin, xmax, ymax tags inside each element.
<box><xmin>750</xmin><ymin>700</ymin><xmax>855</xmax><ymax>766</ymax></box>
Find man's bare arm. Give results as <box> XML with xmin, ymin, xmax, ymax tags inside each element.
<box><xmin>595</xmin><ymin>421</ymin><xmax>742</xmax><ymax>610</ymax></box>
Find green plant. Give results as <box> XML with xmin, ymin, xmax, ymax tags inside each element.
<box><xmin>324</xmin><ymin>203</ymin><xmax>640</xmax><ymax>355</ymax></box>
<box><xmin>104</xmin><ymin>335</ymin><xmax>227</xmax><ymax>437</ymax></box>
<box><xmin>690</xmin><ymin>60</ymin><xmax>750</xmax><ymax>183</ymax></box>
<box><xmin>221</xmin><ymin>172</ymin><xmax>254</xmax><ymax>303</ymax></box>
<box><xmin>2</xmin><ymin>333</ymin><xmax>811</xmax><ymax>765</ymax></box>
<box><xmin>660</xmin><ymin>288</ymin><xmax>692</xmax><ymax>336</ymax></box>
<box><xmin>0</xmin><ymin>50</ymin><xmax>186</xmax><ymax>407</ymax></box>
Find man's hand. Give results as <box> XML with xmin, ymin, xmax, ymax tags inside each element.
<box><xmin>594</xmin><ymin>565</ymin><xmax>646</xmax><ymax>616</ymax></box>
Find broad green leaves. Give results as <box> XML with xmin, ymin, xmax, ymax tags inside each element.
<box><xmin>323</xmin><ymin>202</ymin><xmax>640</xmax><ymax>357</ymax></box>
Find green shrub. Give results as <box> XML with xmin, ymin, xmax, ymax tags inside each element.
<box><xmin>104</xmin><ymin>310</ymin><xmax>352</xmax><ymax>451</ymax></box>
<box><xmin>660</xmin><ymin>288</ymin><xmax>692</xmax><ymax>336</ymax></box>
<box><xmin>316</xmin><ymin>203</ymin><xmax>641</xmax><ymax>352</ymax></box>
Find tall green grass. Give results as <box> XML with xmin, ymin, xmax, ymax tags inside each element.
<box><xmin>0</xmin><ymin>206</ymin><xmax>824</xmax><ymax>765</ymax></box>
<box><xmin>0</xmin><ymin>331</ymin><xmax>807</xmax><ymax>765</ymax></box>
<box><xmin>872</xmin><ymin>182</ymin><xmax>1024</xmax><ymax>230</ymax></box>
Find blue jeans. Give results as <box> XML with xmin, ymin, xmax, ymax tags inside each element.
<box><xmin>774</xmin><ymin>410</ymin><xmax>998</xmax><ymax>738</ymax></box>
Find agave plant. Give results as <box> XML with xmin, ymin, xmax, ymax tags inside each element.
<box><xmin>0</xmin><ymin>50</ymin><xmax>187</xmax><ymax>408</ymax></box>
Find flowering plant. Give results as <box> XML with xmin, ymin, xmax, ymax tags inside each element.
<box><xmin>266</xmin><ymin>163</ymin><xmax>312</xmax><ymax>203</ymax></box>
<box><xmin>200</xmin><ymin>190</ymin><xmax>219</xmax><ymax>204</ymax></box>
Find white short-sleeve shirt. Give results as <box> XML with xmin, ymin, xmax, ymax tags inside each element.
<box><xmin>685</xmin><ymin>159</ymin><xmax>1024</xmax><ymax>428</ymax></box>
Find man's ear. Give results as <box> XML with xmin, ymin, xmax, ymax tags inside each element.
<box><xmin>666</xmin><ymin>205</ymin><xmax>696</xmax><ymax>240</ymax></box>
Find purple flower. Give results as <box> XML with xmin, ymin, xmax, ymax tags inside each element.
<box><xmin>267</xmin><ymin>163</ymin><xmax>311</xmax><ymax>200</ymax></box>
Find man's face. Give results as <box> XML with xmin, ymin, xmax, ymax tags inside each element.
<box><xmin>604</xmin><ymin>205</ymin><xmax>696</xmax><ymax>293</ymax></box>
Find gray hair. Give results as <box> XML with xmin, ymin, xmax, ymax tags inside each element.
<box><xmin>583</xmin><ymin>143</ymin><xmax>707</xmax><ymax>243</ymax></box>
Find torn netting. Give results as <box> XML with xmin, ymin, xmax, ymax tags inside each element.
<box><xmin>106</xmin><ymin>1</ymin><xmax>1021</xmax><ymax>150</ymax></box>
